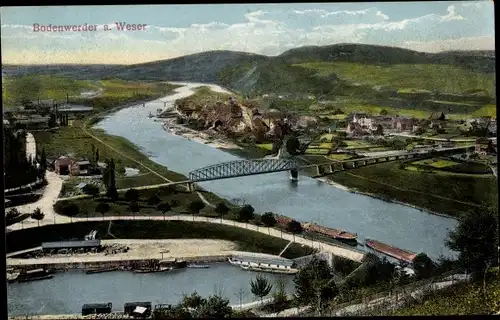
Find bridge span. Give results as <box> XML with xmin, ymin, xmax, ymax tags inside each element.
<box><xmin>181</xmin><ymin>145</ymin><xmax>473</xmax><ymax>189</ymax></box>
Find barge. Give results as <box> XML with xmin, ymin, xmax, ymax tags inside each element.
<box><xmin>17</xmin><ymin>274</ymin><xmax>54</xmax><ymax>282</ymax></box>
<box><xmin>303</xmin><ymin>222</ymin><xmax>358</xmax><ymax>243</ymax></box>
<box><xmin>228</xmin><ymin>256</ymin><xmax>299</xmax><ymax>275</ymax></box>
<box><xmin>365</xmin><ymin>239</ymin><xmax>417</xmax><ymax>263</ymax></box>
<box><xmin>187</xmin><ymin>264</ymin><xmax>211</xmax><ymax>268</ymax></box>
<box><xmin>133</xmin><ymin>267</ymin><xmax>173</xmax><ymax>273</ymax></box>
<box><xmin>14</xmin><ymin>268</ymin><xmax>54</xmax><ymax>283</ymax></box>
<box><xmin>86</xmin><ymin>267</ymin><xmax>120</xmax><ymax>274</ymax></box>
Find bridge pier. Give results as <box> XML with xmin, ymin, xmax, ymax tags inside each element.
<box><xmin>329</xmin><ymin>164</ymin><xmax>334</xmax><ymax>173</ymax></box>
<box><xmin>314</xmin><ymin>166</ymin><xmax>321</xmax><ymax>176</ymax></box>
<box><xmin>290</xmin><ymin>169</ymin><xmax>299</xmax><ymax>180</ymax></box>
<box><xmin>187</xmin><ymin>182</ymin><xmax>195</xmax><ymax>192</ymax></box>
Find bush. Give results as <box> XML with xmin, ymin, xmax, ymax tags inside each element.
<box><xmin>124</xmin><ymin>188</ymin><xmax>139</xmax><ymax>202</ymax></box>
<box><xmin>55</xmin><ymin>202</ymin><xmax>80</xmax><ymax>216</ymax></box>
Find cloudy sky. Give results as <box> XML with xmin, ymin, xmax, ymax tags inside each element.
<box><xmin>0</xmin><ymin>1</ymin><xmax>495</xmax><ymax>65</ymax></box>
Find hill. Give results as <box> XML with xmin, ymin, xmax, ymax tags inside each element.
<box><xmin>3</xmin><ymin>44</ymin><xmax>495</xmax><ymax>100</ymax></box>
<box><xmin>104</xmin><ymin>50</ymin><xmax>268</xmax><ymax>83</ymax></box>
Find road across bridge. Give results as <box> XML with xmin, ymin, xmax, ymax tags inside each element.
<box><xmin>185</xmin><ymin>145</ymin><xmax>474</xmax><ymax>186</ymax></box>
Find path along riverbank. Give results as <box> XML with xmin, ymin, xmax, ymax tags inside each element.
<box><xmin>6</xmin><ymin>239</ymin><xmax>302</xmax><ymax>268</ymax></box>
<box><xmin>6</xmin><ymin>215</ymin><xmax>365</xmax><ymax>263</ymax></box>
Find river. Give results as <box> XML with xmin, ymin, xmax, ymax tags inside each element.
<box><xmin>7</xmin><ymin>264</ymin><xmax>295</xmax><ymax>316</ymax></box>
<box><xmin>8</xmin><ymin>82</ymin><xmax>458</xmax><ymax>317</ymax></box>
<box><xmin>95</xmin><ymin>82</ymin><xmax>458</xmax><ymax>260</ymax></box>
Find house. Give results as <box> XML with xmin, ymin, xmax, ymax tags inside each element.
<box><xmin>475</xmin><ymin>138</ymin><xmax>496</xmax><ymax>155</ymax></box>
<box><xmin>54</xmin><ymin>156</ymin><xmax>74</xmax><ymax>175</ymax></box>
<box><xmin>374</xmin><ymin>116</ymin><xmax>395</xmax><ymax>129</ymax></box>
<box><xmin>429</xmin><ymin>112</ymin><xmax>446</xmax><ymax>121</ymax></box>
<box><xmin>54</xmin><ymin>156</ymin><xmax>91</xmax><ymax>175</ymax></box>
<box><xmin>352</xmin><ymin>114</ymin><xmax>376</xmax><ymax>130</ymax></box>
<box><xmin>488</xmin><ymin>120</ymin><xmax>497</xmax><ymax>135</ymax></box>
<box><xmin>394</xmin><ymin>117</ymin><xmax>415</xmax><ymax>132</ymax></box>
<box><xmin>71</xmin><ymin>160</ymin><xmax>91</xmax><ymax>175</ymax></box>
<box><xmin>346</xmin><ymin>122</ymin><xmax>365</xmax><ymax>136</ymax></box>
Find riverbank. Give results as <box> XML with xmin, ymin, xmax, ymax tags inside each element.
<box><xmin>6</xmin><ymin>220</ymin><xmax>325</xmax><ymax>260</ymax></box>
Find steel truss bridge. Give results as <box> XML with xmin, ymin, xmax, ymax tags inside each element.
<box><xmin>186</xmin><ymin>145</ymin><xmax>474</xmax><ymax>184</ymax></box>
<box><xmin>189</xmin><ymin>158</ymin><xmax>299</xmax><ymax>182</ymax></box>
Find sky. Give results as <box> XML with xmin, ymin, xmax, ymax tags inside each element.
<box><xmin>0</xmin><ymin>1</ymin><xmax>495</xmax><ymax>65</ymax></box>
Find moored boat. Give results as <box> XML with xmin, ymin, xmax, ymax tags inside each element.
<box><xmin>17</xmin><ymin>274</ymin><xmax>54</xmax><ymax>282</ymax></box>
<box><xmin>187</xmin><ymin>264</ymin><xmax>211</xmax><ymax>268</ymax></box>
<box><xmin>133</xmin><ymin>267</ymin><xmax>172</xmax><ymax>273</ymax></box>
<box><xmin>365</xmin><ymin>239</ymin><xmax>417</xmax><ymax>263</ymax></box>
<box><xmin>303</xmin><ymin>223</ymin><xmax>358</xmax><ymax>241</ymax></box>
<box><xmin>228</xmin><ymin>256</ymin><xmax>299</xmax><ymax>275</ymax></box>
<box><xmin>275</xmin><ymin>214</ymin><xmax>293</xmax><ymax>226</ymax></box>
<box><xmin>86</xmin><ymin>267</ymin><xmax>120</xmax><ymax>274</ymax></box>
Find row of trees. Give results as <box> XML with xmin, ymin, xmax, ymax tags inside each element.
<box><xmin>6</xmin><ymin>207</ymin><xmax>45</xmax><ymax>226</ymax></box>
<box><xmin>4</xmin><ymin>127</ymin><xmax>45</xmax><ymax>189</ymax></box>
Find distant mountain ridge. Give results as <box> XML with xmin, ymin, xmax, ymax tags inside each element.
<box><xmin>3</xmin><ymin>43</ymin><xmax>495</xmax><ymax>96</ymax></box>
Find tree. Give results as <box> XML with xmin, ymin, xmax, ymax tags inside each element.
<box><xmin>446</xmin><ymin>208</ymin><xmax>498</xmax><ymax>273</ymax></box>
<box><xmin>181</xmin><ymin>292</ymin><xmax>206</xmax><ymax>309</ymax></box>
<box><xmin>156</xmin><ymin>202</ymin><xmax>171</xmax><ymax>220</ymax></box>
<box><xmin>294</xmin><ymin>258</ymin><xmax>335</xmax><ymax>306</ymax></box>
<box><xmin>215</xmin><ymin>202</ymin><xmax>230</xmax><ymax>223</ymax></box>
<box><xmin>272</xmin><ymin>275</ymin><xmax>288</xmax><ymax>307</ymax></box>
<box><xmin>82</xmin><ymin>184</ymin><xmax>100</xmax><ymax>197</ymax></box>
<box><xmin>153</xmin><ymin>304</ymin><xmax>193</xmax><ymax>320</ymax></box>
<box><xmin>261</xmin><ymin>212</ymin><xmax>277</xmax><ymax>234</ymax></box>
<box><xmin>238</xmin><ymin>205</ymin><xmax>255</xmax><ymax>226</ymax></box>
<box><xmin>374</xmin><ymin>124</ymin><xmax>384</xmax><ymax>136</ymax></box>
<box><xmin>125</xmin><ymin>188</ymin><xmax>140</xmax><ymax>202</ymax></box>
<box><xmin>39</xmin><ymin>148</ymin><xmax>47</xmax><ymax>172</ymax></box>
<box><xmin>147</xmin><ymin>193</ymin><xmax>161</xmax><ymax>206</ymax></box>
<box><xmin>285</xmin><ymin>137</ymin><xmax>301</xmax><ymax>155</ymax></box>
<box><xmin>379</xmin><ymin>109</ymin><xmax>388</xmax><ymax>116</ymax></box>
<box><xmin>56</xmin><ymin>202</ymin><xmax>80</xmax><ymax>222</ymax></box>
<box><xmin>406</xmin><ymin>143</ymin><xmax>415</xmax><ymax>152</ymax></box>
<box><xmin>31</xmin><ymin>207</ymin><xmax>45</xmax><ymax>227</ymax></box>
<box><xmin>106</xmin><ymin>185</ymin><xmax>118</xmax><ymax>201</ymax></box>
<box><xmin>196</xmin><ymin>295</ymin><xmax>233</xmax><ymax>318</ymax></box>
<box><xmin>6</xmin><ymin>208</ymin><xmax>21</xmax><ymax>225</ymax></box>
<box><xmin>188</xmin><ymin>200</ymin><xmax>205</xmax><ymax>221</ymax></box>
<box><xmin>170</xmin><ymin>199</ymin><xmax>181</xmax><ymax>208</ymax></box>
<box><xmin>287</xmin><ymin>219</ymin><xmax>303</xmax><ymax>242</ymax></box>
<box><xmin>95</xmin><ymin>202</ymin><xmax>110</xmax><ymax>220</ymax></box>
<box><xmin>250</xmin><ymin>274</ymin><xmax>273</xmax><ymax>304</ymax></box>
<box><xmin>412</xmin><ymin>253</ymin><xmax>435</xmax><ymax>280</ymax></box>
<box><xmin>129</xmin><ymin>201</ymin><xmax>140</xmax><ymax>217</ymax></box>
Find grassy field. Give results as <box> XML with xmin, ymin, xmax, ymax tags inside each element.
<box><xmin>33</xmin><ymin>125</ymin><xmax>185</xmax><ymax>189</ymax></box>
<box><xmin>55</xmin><ymin>185</ymin><xmax>225</xmax><ymax>217</ymax></box>
<box><xmin>294</xmin><ymin>62</ymin><xmax>495</xmax><ymax>97</ymax></box>
<box><xmin>2</xmin><ymin>75</ymin><xmax>97</xmax><ymax>109</ymax></box>
<box><xmin>5</xmin><ymin>220</ymin><xmax>315</xmax><ymax>259</ymax></box>
<box><xmin>470</xmin><ymin>104</ymin><xmax>497</xmax><ymax>118</ymax></box>
<box><xmin>325</xmin><ymin>161</ymin><xmax>498</xmax><ymax>217</ymax></box>
<box><xmin>256</xmin><ymin>143</ymin><xmax>273</xmax><ymax>151</ymax></box>
<box><xmin>327</xmin><ymin>154</ymin><xmax>354</xmax><ymax>161</ymax></box>
<box><xmin>32</xmin><ymin>79</ymin><xmax>186</xmax><ymax>189</ymax></box>
<box><xmin>412</xmin><ymin>159</ymin><xmax>459</xmax><ymax>168</ymax></box>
